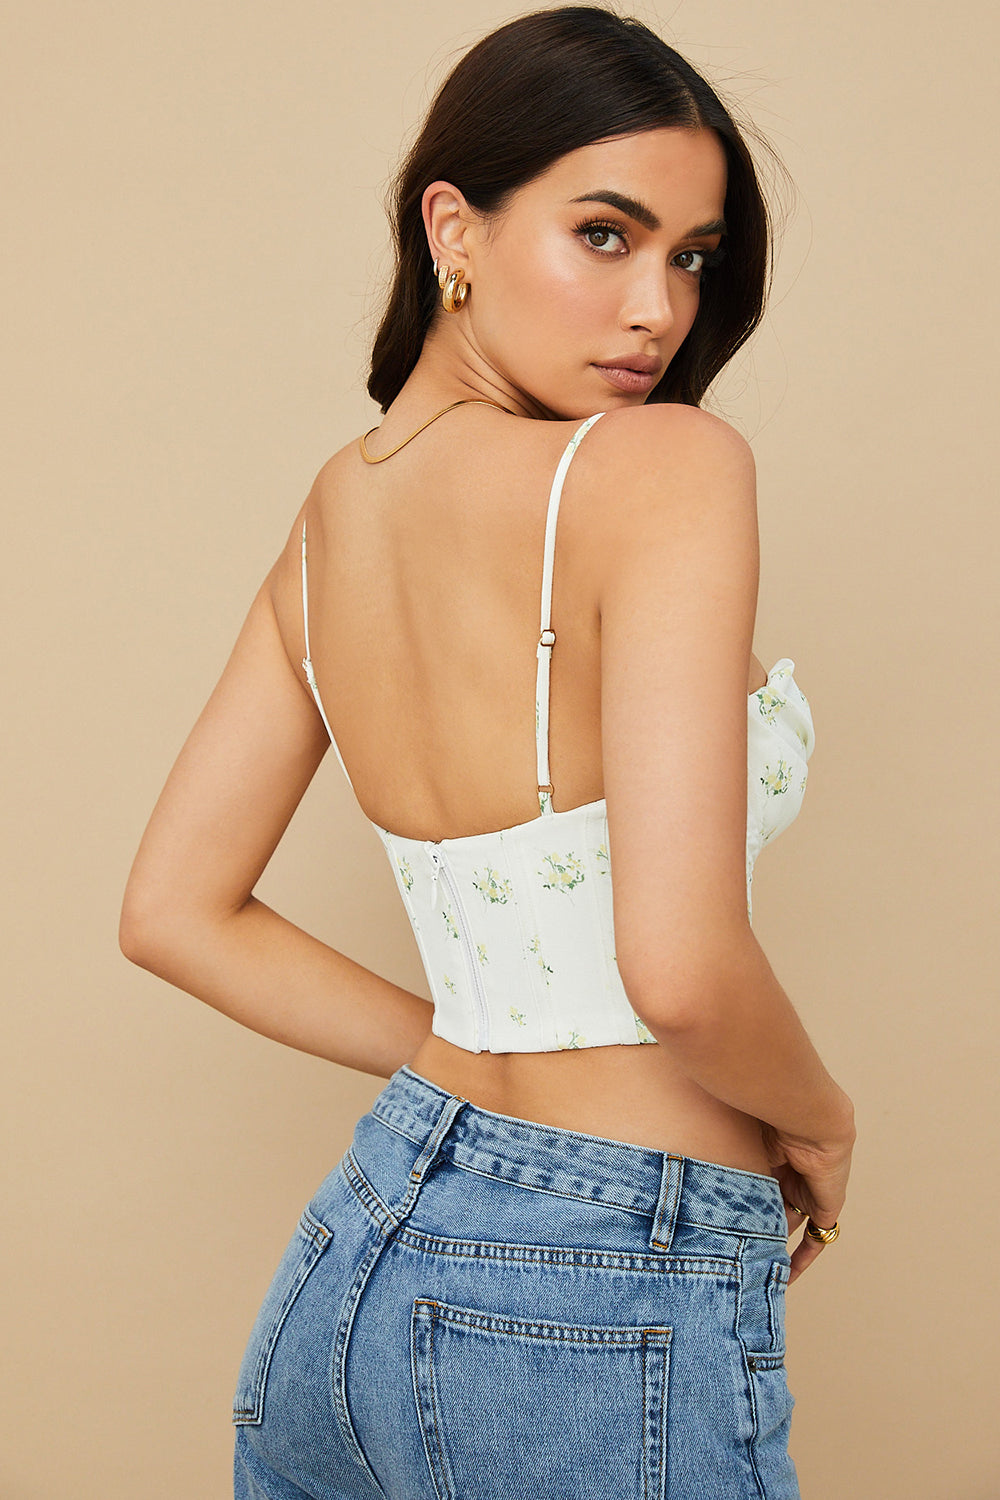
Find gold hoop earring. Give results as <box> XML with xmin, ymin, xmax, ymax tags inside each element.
<box><xmin>442</xmin><ymin>269</ymin><xmax>468</xmax><ymax>313</ymax></box>
<box><xmin>432</xmin><ymin>259</ymin><xmax>468</xmax><ymax>313</ymax></box>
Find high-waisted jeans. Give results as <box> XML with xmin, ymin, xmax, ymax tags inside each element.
<box><xmin>232</xmin><ymin>1064</ymin><xmax>799</xmax><ymax>1499</ymax></box>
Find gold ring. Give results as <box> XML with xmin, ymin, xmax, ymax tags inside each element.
<box><xmin>804</xmin><ymin>1218</ymin><xmax>840</xmax><ymax>1244</ymax></box>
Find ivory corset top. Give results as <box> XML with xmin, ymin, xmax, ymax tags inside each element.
<box><xmin>301</xmin><ymin>412</ymin><xmax>815</xmax><ymax>1055</ymax></box>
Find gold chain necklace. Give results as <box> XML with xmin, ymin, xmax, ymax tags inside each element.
<box><xmin>358</xmin><ymin>398</ymin><xmax>514</xmax><ymax>463</ymax></box>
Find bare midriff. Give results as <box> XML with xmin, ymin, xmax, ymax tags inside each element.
<box><xmin>408</xmin><ymin>1031</ymin><xmax>775</xmax><ymax>1178</ymax></box>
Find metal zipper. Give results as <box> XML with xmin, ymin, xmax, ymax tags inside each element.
<box><xmin>425</xmin><ymin>844</ymin><xmax>490</xmax><ymax>1051</ymax></box>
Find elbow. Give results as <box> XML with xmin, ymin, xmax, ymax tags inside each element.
<box><xmin>119</xmin><ymin>878</ymin><xmax>239</xmax><ymax>972</ymax></box>
<box><xmin>617</xmin><ymin>929</ymin><xmax>761</xmax><ymax>1032</ymax></box>
<box><xmin>118</xmin><ymin>880</ymin><xmax>185</xmax><ymax>971</ymax></box>
<box><xmin>118</xmin><ymin>895</ymin><xmax>158</xmax><ymax>968</ymax></box>
<box><xmin>620</xmin><ymin>974</ymin><xmax>708</xmax><ymax>1035</ymax></box>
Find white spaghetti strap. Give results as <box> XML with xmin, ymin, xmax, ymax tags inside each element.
<box><xmin>300</xmin><ymin>517</ymin><xmax>357</xmax><ymax>794</ymax></box>
<box><xmin>535</xmin><ymin>412</ymin><xmax>606</xmax><ymax>814</ymax></box>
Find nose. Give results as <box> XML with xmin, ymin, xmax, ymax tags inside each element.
<box><xmin>620</xmin><ymin>264</ymin><xmax>675</xmax><ymax>338</ymax></box>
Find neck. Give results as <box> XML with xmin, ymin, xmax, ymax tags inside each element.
<box><xmin>397</xmin><ymin>327</ymin><xmax>553</xmax><ymax>422</ymax></box>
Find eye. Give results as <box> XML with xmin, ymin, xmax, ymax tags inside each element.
<box><xmin>574</xmin><ymin>218</ymin><xmax>629</xmax><ymax>257</ymax></box>
<box><xmin>674</xmin><ymin>249</ymin><xmax>707</xmax><ymax>275</ymax></box>
<box><xmin>675</xmin><ymin>244</ymin><xmax>727</xmax><ymax>278</ymax></box>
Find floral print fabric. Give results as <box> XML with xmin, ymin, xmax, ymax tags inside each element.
<box><xmin>374</xmin><ymin>659</ymin><xmax>814</xmax><ymax>1054</ymax></box>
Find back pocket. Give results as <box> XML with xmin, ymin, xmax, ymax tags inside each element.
<box><xmin>232</xmin><ymin>1207</ymin><xmax>332</xmax><ymax>1426</ymax></box>
<box><xmin>411</xmin><ymin>1298</ymin><xmax>672</xmax><ymax>1500</ymax></box>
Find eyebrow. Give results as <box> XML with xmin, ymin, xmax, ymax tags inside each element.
<box><xmin>568</xmin><ymin>189</ymin><xmax>726</xmax><ymax>238</ymax></box>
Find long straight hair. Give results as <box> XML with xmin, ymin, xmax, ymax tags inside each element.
<box><xmin>368</xmin><ymin>6</ymin><xmax>785</xmax><ymax>413</ymax></box>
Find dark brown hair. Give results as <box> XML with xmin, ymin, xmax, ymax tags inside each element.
<box><xmin>367</xmin><ymin>6</ymin><xmax>786</xmax><ymax>413</ymax></box>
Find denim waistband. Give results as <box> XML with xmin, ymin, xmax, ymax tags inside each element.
<box><xmin>369</xmin><ymin>1065</ymin><xmax>788</xmax><ymax>1242</ymax></box>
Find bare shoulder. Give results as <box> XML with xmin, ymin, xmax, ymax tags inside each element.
<box><xmin>579</xmin><ymin>403</ymin><xmax>755</xmax><ymax>509</ymax></box>
<box><xmin>565</xmin><ymin>405</ymin><xmax>757</xmax><ymax>588</ymax></box>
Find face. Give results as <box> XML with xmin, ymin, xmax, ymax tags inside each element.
<box><xmin>432</xmin><ymin>127</ymin><xmax>728</xmax><ymax>420</ymax></box>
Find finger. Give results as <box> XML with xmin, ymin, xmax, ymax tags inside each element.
<box><xmin>787</xmin><ymin>1233</ymin><xmax>827</xmax><ymax>1283</ymax></box>
<box><xmin>783</xmin><ymin>1201</ymin><xmax>808</xmax><ymax>1235</ymax></box>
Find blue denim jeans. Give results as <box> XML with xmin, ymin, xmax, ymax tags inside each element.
<box><xmin>233</xmin><ymin>1064</ymin><xmax>799</xmax><ymax>1499</ymax></box>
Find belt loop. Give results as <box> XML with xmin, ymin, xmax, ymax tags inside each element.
<box><xmin>393</xmin><ymin>1092</ymin><xmax>469</xmax><ymax>1227</ymax></box>
<box><xmin>650</xmin><ymin>1154</ymin><xmax>685</xmax><ymax>1251</ymax></box>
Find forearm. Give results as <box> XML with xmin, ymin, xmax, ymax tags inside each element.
<box><xmin>637</xmin><ymin>941</ymin><xmax>854</xmax><ymax>1146</ymax></box>
<box><xmin>120</xmin><ymin>895</ymin><xmax>434</xmax><ymax>1078</ymax></box>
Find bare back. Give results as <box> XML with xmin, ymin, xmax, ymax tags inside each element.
<box><xmin>279</xmin><ymin>404</ymin><xmax>773</xmax><ymax>1173</ymax></box>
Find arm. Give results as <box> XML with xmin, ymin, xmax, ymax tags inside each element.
<box><xmin>591</xmin><ymin>405</ymin><xmax>854</xmax><ymax>1148</ymax></box>
<box><xmin>118</xmin><ymin>500</ymin><xmax>433</xmax><ymax>1080</ymax></box>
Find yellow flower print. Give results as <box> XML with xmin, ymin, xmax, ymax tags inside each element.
<box><xmin>539</xmin><ymin>852</ymin><xmax>586</xmax><ymax>893</ymax></box>
<box><xmin>634</xmin><ymin>1014</ymin><xmax>657</xmax><ymax>1043</ymax></box>
<box><xmin>755</xmin><ymin>684</ymin><xmax>788</xmax><ymax>724</ymax></box>
<box><xmin>527</xmin><ymin>934</ymin><xmax>554</xmax><ymax>984</ymax></box>
<box><xmin>442</xmin><ymin>906</ymin><xmax>459</xmax><ymax>939</ymax></box>
<box><xmin>443</xmin><ymin>974</ymin><xmax>456</xmax><ymax>994</ymax></box>
<box><xmin>508</xmin><ymin>1006</ymin><xmax>526</xmax><ymax>1027</ymax></box>
<box><xmin>396</xmin><ymin>857</ymin><xmax>413</xmax><ymax>892</ymax></box>
<box><xmin>760</xmin><ymin>759</ymin><xmax>792</xmax><ymax>796</ymax></box>
<box><xmin>557</xmin><ymin>1029</ymin><xmax>586</xmax><ymax>1049</ymax></box>
<box><xmin>473</xmin><ymin>866</ymin><xmax>512</xmax><ymax>904</ymax></box>
<box><xmin>595</xmin><ymin>842</ymin><xmax>610</xmax><ymax>871</ymax></box>
<box><xmin>476</xmin><ymin>942</ymin><xmax>488</xmax><ymax>966</ymax></box>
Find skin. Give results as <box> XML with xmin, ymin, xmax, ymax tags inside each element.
<box><xmin>394</xmin><ymin>127</ymin><xmax>725</xmax><ymax>428</ymax></box>
<box><xmin>121</xmin><ymin>127</ymin><xmax>854</xmax><ymax>1282</ymax></box>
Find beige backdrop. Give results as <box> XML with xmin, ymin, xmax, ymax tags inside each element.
<box><xmin>4</xmin><ymin>1</ymin><xmax>997</xmax><ymax>1495</ymax></box>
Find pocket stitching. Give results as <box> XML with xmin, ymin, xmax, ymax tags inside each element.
<box><xmin>232</xmin><ymin>1208</ymin><xmax>333</xmax><ymax>1425</ymax></box>
<box><xmin>411</xmin><ymin>1298</ymin><xmax>673</xmax><ymax>1500</ymax></box>
<box><xmin>764</xmin><ymin>1259</ymin><xmax>789</xmax><ymax>1354</ymax></box>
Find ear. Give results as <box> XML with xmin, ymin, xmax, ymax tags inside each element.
<box><xmin>421</xmin><ymin>180</ymin><xmax>477</xmax><ymax>273</ymax></box>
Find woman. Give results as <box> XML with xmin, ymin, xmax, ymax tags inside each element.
<box><xmin>120</xmin><ymin>8</ymin><xmax>855</xmax><ymax>1497</ymax></box>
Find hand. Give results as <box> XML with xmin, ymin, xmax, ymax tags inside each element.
<box><xmin>759</xmin><ymin>1118</ymin><xmax>855</xmax><ymax>1284</ymax></box>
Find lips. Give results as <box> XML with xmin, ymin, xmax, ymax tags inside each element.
<box><xmin>592</xmin><ymin>360</ymin><xmax>661</xmax><ymax>394</ymax></box>
<box><xmin>593</xmin><ymin>354</ymin><xmax>662</xmax><ymax>376</ymax></box>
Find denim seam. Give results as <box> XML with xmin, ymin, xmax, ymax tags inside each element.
<box><xmin>369</xmin><ymin>1110</ymin><xmax>421</xmax><ymax>1144</ymax></box>
<box><xmin>735</xmin><ymin>1236</ymin><xmax>772</xmax><ymax>1500</ymax></box>
<box><xmin>299</xmin><ymin>1206</ymin><xmax>332</xmax><ymax>1247</ymax></box>
<box><xmin>341</xmin><ymin>1147</ymin><xmax>398</xmax><ymax>1232</ymax></box>
<box><xmin>414</xmin><ymin>1301</ymin><xmax>673</xmax><ymax>1343</ymax></box>
<box><xmin>419</xmin><ymin>1302</ymin><xmax>449</xmax><ymax>1499</ymax></box>
<box><xmin>369</xmin><ymin>1134</ymin><xmax>662</xmax><ymax>1216</ymax></box>
<box><xmin>685</xmin><ymin>1219</ymin><xmax>787</xmax><ymax>1242</ymax></box>
<box><xmin>642</xmin><ymin>1327</ymin><xmax>671</xmax><ymax>1500</ymax></box>
<box><xmin>328</xmin><ymin>1093</ymin><xmax>468</xmax><ymax>1497</ymax></box>
<box><xmin>765</xmin><ymin>1260</ymin><xmax>788</xmax><ymax>1353</ymax></box>
<box><xmin>231</xmin><ymin>1210</ymin><xmax>332</xmax><ymax>1424</ymax></box>
<box><xmin>385</xmin><ymin>1083</ymin><xmax>787</xmax><ymax>1187</ymax></box>
<box><xmin>643</xmin><ymin>1332</ymin><xmax>651</xmax><ymax>1500</ymax></box>
<box><xmin>363</xmin><ymin>1114</ymin><xmax>786</xmax><ymax>1234</ymax></box>
<box><xmin>392</xmin><ymin>1223</ymin><xmax>737</xmax><ymax>1277</ymax></box>
<box><xmin>329</xmin><ymin>1226</ymin><xmax>391</xmax><ymax>1498</ymax></box>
